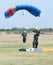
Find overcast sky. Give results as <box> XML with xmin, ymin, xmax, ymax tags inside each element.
<box><xmin>0</xmin><ymin>0</ymin><xmax>53</xmax><ymax>29</ymax></box>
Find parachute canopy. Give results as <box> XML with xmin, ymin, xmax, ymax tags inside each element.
<box><xmin>4</xmin><ymin>5</ymin><xmax>41</xmax><ymax>18</ymax></box>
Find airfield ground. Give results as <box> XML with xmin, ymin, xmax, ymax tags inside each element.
<box><xmin>0</xmin><ymin>32</ymin><xmax>53</xmax><ymax>65</ymax></box>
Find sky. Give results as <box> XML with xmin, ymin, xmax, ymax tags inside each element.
<box><xmin>0</xmin><ymin>0</ymin><xmax>53</xmax><ymax>29</ymax></box>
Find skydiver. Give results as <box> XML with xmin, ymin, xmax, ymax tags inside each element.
<box><xmin>22</xmin><ymin>31</ymin><xmax>27</xmax><ymax>43</ymax></box>
<box><xmin>32</xmin><ymin>27</ymin><xmax>40</xmax><ymax>48</ymax></box>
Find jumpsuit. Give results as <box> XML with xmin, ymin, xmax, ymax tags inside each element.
<box><xmin>33</xmin><ymin>30</ymin><xmax>40</xmax><ymax>48</ymax></box>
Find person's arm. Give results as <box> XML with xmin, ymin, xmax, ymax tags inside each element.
<box><xmin>26</xmin><ymin>33</ymin><xmax>27</xmax><ymax>37</ymax></box>
<box><xmin>36</xmin><ymin>30</ymin><xmax>40</xmax><ymax>36</ymax></box>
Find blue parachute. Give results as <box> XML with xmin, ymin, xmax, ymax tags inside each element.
<box><xmin>4</xmin><ymin>5</ymin><xmax>41</xmax><ymax>18</ymax></box>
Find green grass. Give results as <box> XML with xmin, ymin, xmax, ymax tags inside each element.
<box><xmin>0</xmin><ymin>44</ymin><xmax>53</xmax><ymax>65</ymax></box>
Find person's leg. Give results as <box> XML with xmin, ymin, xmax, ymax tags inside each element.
<box><xmin>35</xmin><ymin>42</ymin><xmax>38</xmax><ymax>48</ymax></box>
<box><xmin>23</xmin><ymin>38</ymin><xmax>26</xmax><ymax>43</ymax></box>
<box><xmin>33</xmin><ymin>40</ymin><xmax>36</xmax><ymax>48</ymax></box>
<box><xmin>33</xmin><ymin>41</ymin><xmax>34</xmax><ymax>48</ymax></box>
<box><xmin>33</xmin><ymin>40</ymin><xmax>38</xmax><ymax>48</ymax></box>
<box><xmin>25</xmin><ymin>38</ymin><xmax>26</xmax><ymax>43</ymax></box>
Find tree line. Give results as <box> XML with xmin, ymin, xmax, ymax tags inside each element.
<box><xmin>0</xmin><ymin>28</ymin><xmax>53</xmax><ymax>34</ymax></box>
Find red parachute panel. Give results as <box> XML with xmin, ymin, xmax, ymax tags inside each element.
<box><xmin>8</xmin><ymin>8</ymin><xmax>13</xmax><ymax>16</ymax></box>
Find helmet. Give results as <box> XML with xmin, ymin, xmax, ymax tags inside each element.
<box><xmin>23</xmin><ymin>30</ymin><xmax>26</xmax><ymax>33</ymax></box>
<box><xmin>35</xmin><ymin>26</ymin><xmax>39</xmax><ymax>31</ymax></box>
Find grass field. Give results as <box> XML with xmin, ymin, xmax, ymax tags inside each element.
<box><xmin>0</xmin><ymin>32</ymin><xmax>53</xmax><ymax>65</ymax></box>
